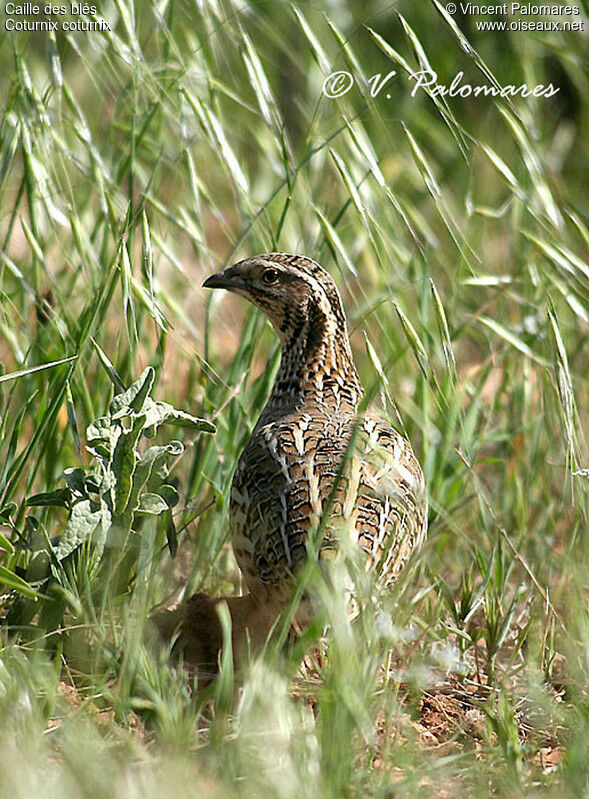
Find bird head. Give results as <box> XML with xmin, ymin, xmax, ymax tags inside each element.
<box><xmin>203</xmin><ymin>253</ymin><xmax>347</xmax><ymax>345</ymax></box>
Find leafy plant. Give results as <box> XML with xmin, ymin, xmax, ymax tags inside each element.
<box><xmin>0</xmin><ymin>367</ymin><xmax>215</xmax><ymax>634</ymax></box>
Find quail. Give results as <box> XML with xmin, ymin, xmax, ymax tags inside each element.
<box><xmin>157</xmin><ymin>253</ymin><xmax>427</xmax><ymax>668</ymax></box>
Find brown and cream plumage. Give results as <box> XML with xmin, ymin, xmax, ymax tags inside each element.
<box><xmin>156</xmin><ymin>253</ymin><xmax>427</xmax><ymax>668</ymax></box>
<box><xmin>205</xmin><ymin>254</ymin><xmax>426</xmax><ymax>605</ymax></box>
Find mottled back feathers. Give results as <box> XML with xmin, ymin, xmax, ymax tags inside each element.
<box><xmin>203</xmin><ymin>253</ymin><xmax>427</xmax><ymax>610</ymax></box>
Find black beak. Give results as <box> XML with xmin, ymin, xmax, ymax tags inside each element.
<box><xmin>203</xmin><ymin>267</ymin><xmax>243</xmax><ymax>291</ymax></box>
<box><xmin>203</xmin><ymin>271</ymin><xmax>229</xmax><ymax>289</ymax></box>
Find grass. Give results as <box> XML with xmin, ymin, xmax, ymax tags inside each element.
<box><xmin>0</xmin><ymin>0</ymin><xmax>588</xmax><ymax>796</ymax></box>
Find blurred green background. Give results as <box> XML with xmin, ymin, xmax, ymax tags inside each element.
<box><xmin>0</xmin><ymin>1</ymin><xmax>587</xmax><ymax>796</ymax></box>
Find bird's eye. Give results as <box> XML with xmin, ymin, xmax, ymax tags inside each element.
<box><xmin>262</xmin><ymin>268</ymin><xmax>280</xmax><ymax>285</ymax></box>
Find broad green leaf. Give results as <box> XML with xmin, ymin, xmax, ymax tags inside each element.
<box><xmin>163</xmin><ymin>408</ymin><xmax>215</xmax><ymax>432</ymax></box>
<box><xmin>146</xmin><ymin>461</ymin><xmax>170</xmax><ymax>493</ymax></box>
<box><xmin>64</xmin><ymin>467</ymin><xmax>87</xmax><ymax>498</ymax></box>
<box><xmin>26</xmin><ymin>550</ymin><xmax>51</xmax><ymax>583</ymax></box>
<box><xmin>56</xmin><ymin>499</ymin><xmax>109</xmax><ymax>561</ymax></box>
<box><xmin>137</xmin><ymin>493</ymin><xmax>169</xmax><ymax>515</ymax></box>
<box><xmin>158</xmin><ymin>484</ymin><xmax>179</xmax><ymax>509</ymax></box>
<box><xmin>125</xmin><ymin>443</ymin><xmax>177</xmax><ymax>513</ymax></box>
<box><xmin>109</xmin><ymin>367</ymin><xmax>155</xmax><ymax>417</ymax></box>
<box><xmin>141</xmin><ymin>398</ymin><xmax>175</xmax><ymax>429</ymax></box>
<box><xmin>26</xmin><ymin>488</ymin><xmax>71</xmax><ymax>508</ymax></box>
<box><xmin>56</xmin><ymin>501</ymin><xmax>96</xmax><ymax>560</ymax></box>
<box><xmin>86</xmin><ymin>417</ymin><xmax>122</xmax><ymax>456</ymax></box>
<box><xmin>141</xmin><ymin>398</ymin><xmax>215</xmax><ymax>432</ymax></box>
<box><xmin>90</xmin><ymin>500</ymin><xmax>112</xmax><ymax>566</ymax></box>
<box><xmin>112</xmin><ymin>414</ymin><xmax>145</xmax><ymax>515</ymax></box>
